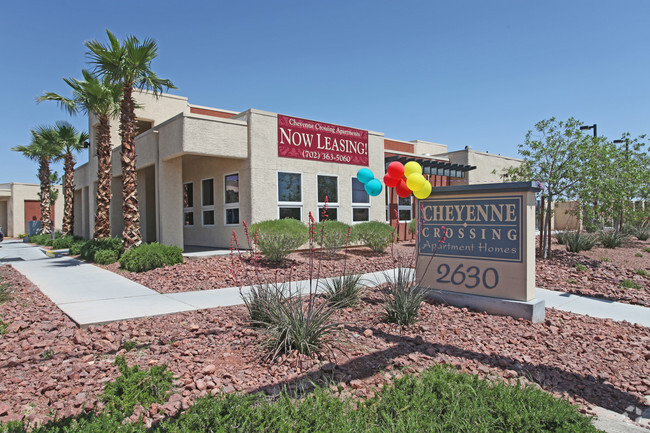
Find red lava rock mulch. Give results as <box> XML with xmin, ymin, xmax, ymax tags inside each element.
<box><xmin>536</xmin><ymin>238</ymin><xmax>650</xmax><ymax>308</ymax></box>
<box><xmin>1</xmin><ymin>262</ymin><xmax>649</xmax><ymax>427</ymax></box>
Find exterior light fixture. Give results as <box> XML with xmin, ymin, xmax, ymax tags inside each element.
<box><xmin>579</xmin><ymin>124</ymin><xmax>597</xmax><ymax>137</ymax></box>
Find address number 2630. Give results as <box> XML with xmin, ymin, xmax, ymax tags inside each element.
<box><xmin>435</xmin><ymin>264</ymin><xmax>499</xmax><ymax>289</ymax></box>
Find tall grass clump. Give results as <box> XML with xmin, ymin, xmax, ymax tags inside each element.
<box><xmin>249</xmin><ymin>219</ymin><xmax>308</xmax><ymax>262</ymax></box>
<box><xmin>564</xmin><ymin>231</ymin><xmax>597</xmax><ymax>253</ymax></box>
<box><xmin>320</xmin><ymin>273</ymin><xmax>365</xmax><ymax>308</ymax></box>
<box><xmin>382</xmin><ymin>266</ymin><xmax>425</xmax><ymax>325</ymax></box>
<box><xmin>351</xmin><ymin>221</ymin><xmax>394</xmax><ymax>253</ymax></box>
<box><xmin>119</xmin><ymin>243</ymin><xmax>183</xmax><ymax>272</ymax></box>
<box><xmin>598</xmin><ymin>230</ymin><xmax>628</xmax><ymax>249</ymax></box>
<box><xmin>241</xmin><ymin>283</ymin><xmax>284</xmax><ymax>327</ymax></box>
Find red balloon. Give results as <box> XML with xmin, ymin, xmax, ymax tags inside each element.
<box><xmin>387</xmin><ymin>161</ymin><xmax>405</xmax><ymax>179</ymax></box>
<box><xmin>396</xmin><ymin>179</ymin><xmax>411</xmax><ymax>198</ymax></box>
<box><xmin>383</xmin><ymin>173</ymin><xmax>400</xmax><ymax>188</ymax></box>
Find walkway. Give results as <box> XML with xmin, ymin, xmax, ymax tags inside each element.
<box><xmin>1</xmin><ymin>240</ymin><xmax>649</xmax><ymax>328</ymax></box>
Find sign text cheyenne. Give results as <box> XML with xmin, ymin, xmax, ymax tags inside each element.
<box><xmin>278</xmin><ymin>114</ymin><xmax>369</xmax><ymax>166</ymax></box>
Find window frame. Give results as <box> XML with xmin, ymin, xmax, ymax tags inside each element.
<box><xmin>201</xmin><ymin>177</ymin><xmax>215</xmax><ymax>227</ymax></box>
<box><xmin>317</xmin><ymin>174</ymin><xmax>339</xmax><ymax>222</ymax></box>
<box><xmin>277</xmin><ymin>171</ymin><xmax>303</xmax><ymax>221</ymax></box>
<box><xmin>351</xmin><ymin>176</ymin><xmax>370</xmax><ymax>224</ymax></box>
<box><xmin>224</xmin><ymin>172</ymin><xmax>240</xmax><ymax>226</ymax></box>
<box><xmin>183</xmin><ymin>181</ymin><xmax>194</xmax><ymax>227</ymax></box>
<box><xmin>398</xmin><ymin>194</ymin><xmax>412</xmax><ymax>223</ymax></box>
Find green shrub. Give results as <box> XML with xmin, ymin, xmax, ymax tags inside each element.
<box><xmin>249</xmin><ymin>219</ymin><xmax>308</xmax><ymax>262</ymax></box>
<box><xmin>575</xmin><ymin>263</ymin><xmax>587</xmax><ymax>272</ymax></box>
<box><xmin>94</xmin><ymin>249</ymin><xmax>119</xmax><ymax>265</ymax></box>
<box><xmin>619</xmin><ymin>279</ymin><xmax>641</xmax><ymax>290</ymax></box>
<box><xmin>564</xmin><ymin>231</ymin><xmax>597</xmax><ymax>253</ymax></box>
<box><xmin>599</xmin><ymin>230</ymin><xmax>628</xmax><ymax>249</ymax></box>
<box><xmin>633</xmin><ymin>225</ymin><xmax>650</xmax><ymax>241</ymax></box>
<box><xmin>29</xmin><ymin>233</ymin><xmax>51</xmax><ymax>246</ymax></box>
<box><xmin>351</xmin><ymin>221</ymin><xmax>395</xmax><ymax>253</ymax></box>
<box><xmin>634</xmin><ymin>269</ymin><xmax>649</xmax><ymax>277</ymax></box>
<box><xmin>68</xmin><ymin>240</ymin><xmax>87</xmax><ymax>256</ymax></box>
<box><xmin>80</xmin><ymin>237</ymin><xmax>124</xmax><ymax>262</ymax></box>
<box><xmin>318</xmin><ymin>220</ymin><xmax>349</xmax><ymax>257</ymax></box>
<box><xmin>118</xmin><ymin>243</ymin><xmax>183</xmax><ymax>272</ymax></box>
<box><xmin>320</xmin><ymin>273</ymin><xmax>365</xmax><ymax>308</ymax></box>
<box><xmin>382</xmin><ymin>267</ymin><xmax>425</xmax><ymax>325</ymax></box>
<box><xmin>555</xmin><ymin>231</ymin><xmax>569</xmax><ymax>245</ymax></box>
<box><xmin>52</xmin><ymin>235</ymin><xmax>83</xmax><ymax>250</ymax></box>
<box><xmin>102</xmin><ymin>355</ymin><xmax>173</xmax><ymax>417</ymax></box>
<box><xmin>408</xmin><ymin>219</ymin><xmax>418</xmax><ymax>236</ymax></box>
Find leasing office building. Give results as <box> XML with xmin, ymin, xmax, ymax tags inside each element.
<box><xmin>73</xmin><ymin>92</ymin><xmax>479</xmax><ymax>249</ymax></box>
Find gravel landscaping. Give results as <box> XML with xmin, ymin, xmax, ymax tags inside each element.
<box><xmin>0</xmin><ymin>237</ymin><xmax>648</xmax><ymax>428</ymax></box>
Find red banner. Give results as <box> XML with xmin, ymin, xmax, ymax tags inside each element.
<box><xmin>278</xmin><ymin>114</ymin><xmax>369</xmax><ymax>166</ymax></box>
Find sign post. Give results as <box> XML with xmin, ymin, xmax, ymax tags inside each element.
<box><xmin>417</xmin><ymin>182</ymin><xmax>545</xmax><ymax>322</ymax></box>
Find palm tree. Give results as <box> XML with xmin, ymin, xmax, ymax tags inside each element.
<box><xmin>85</xmin><ymin>30</ymin><xmax>176</xmax><ymax>249</ymax></box>
<box><xmin>48</xmin><ymin>122</ymin><xmax>89</xmax><ymax>236</ymax></box>
<box><xmin>12</xmin><ymin>127</ymin><xmax>60</xmax><ymax>234</ymax></box>
<box><xmin>38</xmin><ymin>70</ymin><xmax>122</xmax><ymax>239</ymax></box>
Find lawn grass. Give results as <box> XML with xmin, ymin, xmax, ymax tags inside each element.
<box><xmin>2</xmin><ymin>365</ymin><xmax>601</xmax><ymax>433</ymax></box>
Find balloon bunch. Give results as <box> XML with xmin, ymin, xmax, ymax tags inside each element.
<box><xmin>383</xmin><ymin>161</ymin><xmax>432</xmax><ymax>199</ymax></box>
<box><xmin>356</xmin><ymin>168</ymin><xmax>382</xmax><ymax>196</ymax></box>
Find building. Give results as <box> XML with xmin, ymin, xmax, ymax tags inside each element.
<box><xmin>74</xmin><ymin>92</ymin><xmax>520</xmax><ymax>249</ymax></box>
<box><xmin>0</xmin><ymin>183</ymin><xmax>63</xmax><ymax>237</ymax></box>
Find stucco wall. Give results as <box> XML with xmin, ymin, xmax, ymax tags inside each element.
<box><xmin>0</xmin><ymin>201</ymin><xmax>7</xmax><ymax>235</ymax></box>
<box><xmin>0</xmin><ymin>183</ymin><xmax>63</xmax><ymax>237</ymax></box>
<box><xmin>447</xmin><ymin>149</ymin><xmax>523</xmax><ymax>185</ymax></box>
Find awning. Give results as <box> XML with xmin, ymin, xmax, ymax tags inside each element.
<box><xmin>385</xmin><ymin>155</ymin><xmax>476</xmax><ymax>178</ymax></box>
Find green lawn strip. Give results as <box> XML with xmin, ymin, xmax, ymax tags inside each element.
<box><xmin>1</xmin><ymin>365</ymin><xmax>601</xmax><ymax>433</ymax></box>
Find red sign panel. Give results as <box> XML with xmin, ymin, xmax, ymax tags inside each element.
<box><xmin>278</xmin><ymin>115</ymin><xmax>369</xmax><ymax>166</ymax></box>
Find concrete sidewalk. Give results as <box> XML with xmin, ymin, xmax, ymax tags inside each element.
<box><xmin>1</xmin><ymin>239</ymin><xmax>649</xmax><ymax>328</ymax></box>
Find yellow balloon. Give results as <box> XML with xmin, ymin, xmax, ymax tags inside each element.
<box><xmin>413</xmin><ymin>181</ymin><xmax>432</xmax><ymax>199</ymax></box>
<box><xmin>406</xmin><ymin>173</ymin><xmax>426</xmax><ymax>191</ymax></box>
<box><xmin>404</xmin><ymin>161</ymin><xmax>422</xmax><ymax>177</ymax></box>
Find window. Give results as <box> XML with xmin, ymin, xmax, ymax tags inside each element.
<box><xmin>278</xmin><ymin>172</ymin><xmax>302</xmax><ymax>220</ymax></box>
<box><xmin>351</xmin><ymin>178</ymin><xmax>370</xmax><ymax>222</ymax></box>
<box><xmin>317</xmin><ymin>175</ymin><xmax>338</xmax><ymax>221</ymax></box>
<box><xmin>183</xmin><ymin>182</ymin><xmax>194</xmax><ymax>227</ymax></box>
<box><xmin>398</xmin><ymin>195</ymin><xmax>412</xmax><ymax>222</ymax></box>
<box><xmin>224</xmin><ymin>173</ymin><xmax>239</xmax><ymax>225</ymax></box>
<box><xmin>202</xmin><ymin>178</ymin><xmax>215</xmax><ymax>226</ymax></box>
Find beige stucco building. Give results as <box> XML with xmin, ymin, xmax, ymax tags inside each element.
<box><xmin>0</xmin><ymin>183</ymin><xmax>63</xmax><ymax>237</ymax></box>
<box><xmin>74</xmin><ymin>92</ymin><xmax>524</xmax><ymax>249</ymax></box>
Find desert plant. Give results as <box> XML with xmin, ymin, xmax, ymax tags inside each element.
<box><xmin>598</xmin><ymin>230</ymin><xmax>628</xmax><ymax>249</ymax></box>
<box><xmin>94</xmin><ymin>249</ymin><xmax>119</xmax><ymax>265</ymax></box>
<box><xmin>80</xmin><ymin>237</ymin><xmax>124</xmax><ymax>262</ymax></box>
<box><xmin>320</xmin><ymin>273</ymin><xmax>365</xmax><ymax>308</ymax></box>
<box><xmin>636</xmin><ymin>252</ymin><xmax>644</xmax><ymax>258</ymax></box>
<box><xmin>118</xmin><ymin>242</ymin><xmax>183</xmax><ymax>272</ymax></box>
<box><xmin>564</xmin><ymin>231</ymin><xmax>597</xmax><ymax>253</ymax></box>
<box><xmin>0</xmin><ymin>317</ymin><xmax>8</xmax><ymax>335</ymax></box>
<box><xmin>555</xmin><ymin>230</ymin><xmax>570</xmax><ymax>245</ymax></box>
<box><xmin>0</xmin><ymin>279</ymin><xmax>12</xmax><ymax>304</ymax></box>
<box><xmin>634</xmin><ymin>269</ymin><xmax>649</xmax><ymax>277</ymax></box>
<box><xmin>241</xmin><ymin>283</ymin><xmax>284</xmax><ymax>327</ymax></box>
<box><xmin>407</xmin><ymin>219</ymin><xmax>417</xmax><ymax>236</ymax></box>
<box><xmin>319</xmin><ymin>220</ymin><xmax>349</xmax><ymax>257</ymax></box>
<box><xmin>644</xmin><ymin>247</ymin><xmax>650</xmax><ymax>253</ymax></box>
<box><xmin>382</xmin><ymin>266</ymin><xmax>425</xmax><ymax>325</ymax></box>
<box><xmin>575</xmin><ymin>263</ymin><xmax>587</xmax><ymax>272</ymax></box>
<box><xmin>352</xmin><ymin>221</ymin><xmax>395</xmax><ymax>253</ymax></box>
<box><xmin>249</xmin><ymin>219</ymin><xmax>308</xmax><ymax>262</ymax></box>
<box><xmin>39</xmin><ymin>348</ymin><xmax>55</xmax><ymax>359</ymax></box>
<box><xmin>619</xmin><ymin>279</ymin><xmax>641</xmax><ymax>290</ymax></box>
<box><xmin>102</xmin><ymin>355</ymin><xmax>173</xmax><ymax>417</ymax></box>
<box><xmin>633</xmin><ymin>225</ymin><xmax>650</xmax><ymax>241</ymax></box>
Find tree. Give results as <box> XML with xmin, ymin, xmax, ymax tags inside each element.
<box><xmin>12</xmin><ymin>127</ymin><xmax>60</xmax><ymax>234</ymax></box>
<box><xmin>38</xmin><ymin>69</ymin><xmax>122</xmax><ymax>239</ymax></box>
<box><xmin>46</xmin><ymin>122</ymin><xmax>89</xmax><ymax>236</ymax></box>
<box><xmin>85</xmin><ymin>30</ymin><xmax>176</xmax><ymax>249</ymax></box>
<box><xmin>503</xmin><ymin>118</ymin><xmax>591</xmax><ymax>259</ymax></box>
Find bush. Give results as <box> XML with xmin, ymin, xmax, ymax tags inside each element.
<box><xmin>408</xmin><ymin>219</ymin><xmax>417</xmax><ymax>236</ymax></box>
<box><xmin>319</xmin><ymin>273</ymin><xmax>365</xmax><ymax>308</ymax></box>
<box><xmin>79</xmin><ymin>237</ymin><xmax>124</xmax><ymax>262</ymax></box>
<box><xmin>598</xmin><ymin>230</ymin><xmax>628</xmax><ymax>249</ymax></box>
<box><xmin>241</xmin><ymin>283</ymin><xmax>284</xmax><ymax>327</ymax></box>
<box><xmin>382</xmin><ymin>267</ymin><xmax>425</xmax><ymax>325</ymax></box>
<box><xmin>119</xmin><ymin>243</ymin><xmax>183</xmax><ymax>272</ymax></box>
<box><xmin>352</xmin><ymin>221</ymin><xmax>395</xmax><ymax>253</ymax></box>
<box><xmin>29</xmin><ymin>233</ymin><xmax>53</xmax><ymax>246</ymax></box>
<box><xmin>94</xmin><ymin>249</ymin><xmax>119</xmax><ymax>265</ymax></box>
<box><xmin>555</xmin><ymin>231</ymin><xmax>569</xmax><ymax>245</ymax></box>
<box><xmin>632</xmin><ymin>224</ymin><xmax>650</xmax><ymax>241</ymax></box>
<box><xmin>318</xmin><ymin>220</ymin><xmax>349</xmax><ymax>257</ymax></box>
<box><xmin>52</xmin><ymin>235</ymin><xmax>83</xmax><ymax>250</ymax></box>
<box><xmin>564</xmin><ymin>231</ymin><xmax>597</xmax><ymax>253</ymax></box>
<box><xmin>68</xmin><ymin>240</ymin><xmax>87</xmax><ymax>256</ymax></box>
<box><xmin>102</xmin><ymin>355</ymin><xmax>173</xmax><ymax>417</ymax></box>
<box><xmin>249</xmin><ymin>219</ymin><xmax>308</xmax><ymax>262</ymax></box>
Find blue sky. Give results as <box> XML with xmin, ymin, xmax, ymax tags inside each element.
<box><xmin>1</xmin><ymin>0</ymin><xmax>648</xmax><ymax>184</ymax></box>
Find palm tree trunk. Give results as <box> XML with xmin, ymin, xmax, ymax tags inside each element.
<box><xmin>94</xmin><ymin>115</ymin><xmax>112</xmax><ymax>239</ymax></box>
<box><xmin>39</xmin><ymin>158</ymin><xmax>52</xmax><ymax>235</ymax></box>
<box><xmin>62</xmin><ymin>152</ymin><xmax>75</xmax><ymax>236</ymax></box>
<box><xmin>120</xmin><ymin>84</ymin><xmax>141</xmax><ymax>249</ymax></box>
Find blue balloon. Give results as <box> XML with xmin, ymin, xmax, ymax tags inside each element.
<box><xmin>357</xmin><ymin>168</ymin><xmax>374</xmax><ymax>184</ymax></box>
<box><xmin>364</xmin><ymin>178</ymin><xmax>382</xmax><ymax>196</ymax></box>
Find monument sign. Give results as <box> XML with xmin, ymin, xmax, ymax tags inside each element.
<box><xmin>417</xmin><ymin>182</ymin><xmax>541</xmax><ymax>303</ymax></box>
